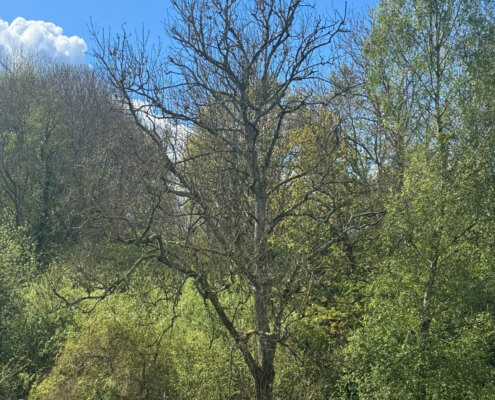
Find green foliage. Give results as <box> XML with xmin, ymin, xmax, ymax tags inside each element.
<box><xmin>0</xmin><ymin>218</ymin><xmax>36</xmax><ymax>394</ymax></box>
<box><xmin>340</xmin><ymin>148</ymin><xmax>495</xmax><ymax>399</ymax></box>
<box><xmin>29</xmin><ymin>279</ymin><xmax>254</xmax><ymax>400</ymax></box>
<box><xmin>169</xmin><ymin>281</ymin><xmax>253</xmax><ymax>400</ymax></box>
<box><xmin>29</xmin><ymin>293</ymin><xmax>178</xmax><ymax>400</ymax></box>
<box><xmin>0</xmin><ymin>218</ymin><xmax>72</xmax><ymax>399</ymax></box>
<box><xmin>0</xmin><ymin>56</ymin><xmax>132</xmax><ymax>262</ymax></box>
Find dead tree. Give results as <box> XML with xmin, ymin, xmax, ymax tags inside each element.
<box><xmin>92</xmin><ymin>1</ymin><xmax>345</xmax><ymax>398</ymax></box>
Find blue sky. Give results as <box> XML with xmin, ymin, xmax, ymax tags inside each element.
<box><xmin>0</xmin><ymin>0</ymin><xmax>375</xmax><ymax>64</ymax></box>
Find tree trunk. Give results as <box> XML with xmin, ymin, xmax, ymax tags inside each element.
<box><xmin>416</xmin><ymin>259</ymin><xmax>437</xmax><ymax>400</ymax></box>
<box><xmin>254</xmin><ymin>361</ymin><xmax>275</xmax><ymax>400</ymax></box>
<box><xmin>251</xmin><ymin>134</ymin><xmax>276</xmax><ymax>399</ymax></box>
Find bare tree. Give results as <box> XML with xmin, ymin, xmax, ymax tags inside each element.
<box><xmin>91</xmin><ymin>1</ymin><xmax>346</xmax><ymax>398</ymax></box>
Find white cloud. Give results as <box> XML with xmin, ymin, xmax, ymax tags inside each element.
<box><xmin>0</xmin><ymin>17</ymin><xmax>87</xmax><ymax>64</ymax></box>
<box><xmin>131</xmin><ymin>100</ymin><xmax>191</xmax><ymax>162</ymax></box>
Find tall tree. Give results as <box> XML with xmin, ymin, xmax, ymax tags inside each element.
<box><xmin>90</xmin><ymin>1</ymin><xmax>346</xmax><ymax>398</ymax></box>
<box><xmin>340</xmin><ymin>0</ymin><xmax>495</xmax><ymax>398</ymax></box>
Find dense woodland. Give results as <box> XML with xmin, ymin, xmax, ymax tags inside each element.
<box><xmin>0</xmin><ymin>0</ymin><xmax>494</xmax><ymax>398</ymax></box>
